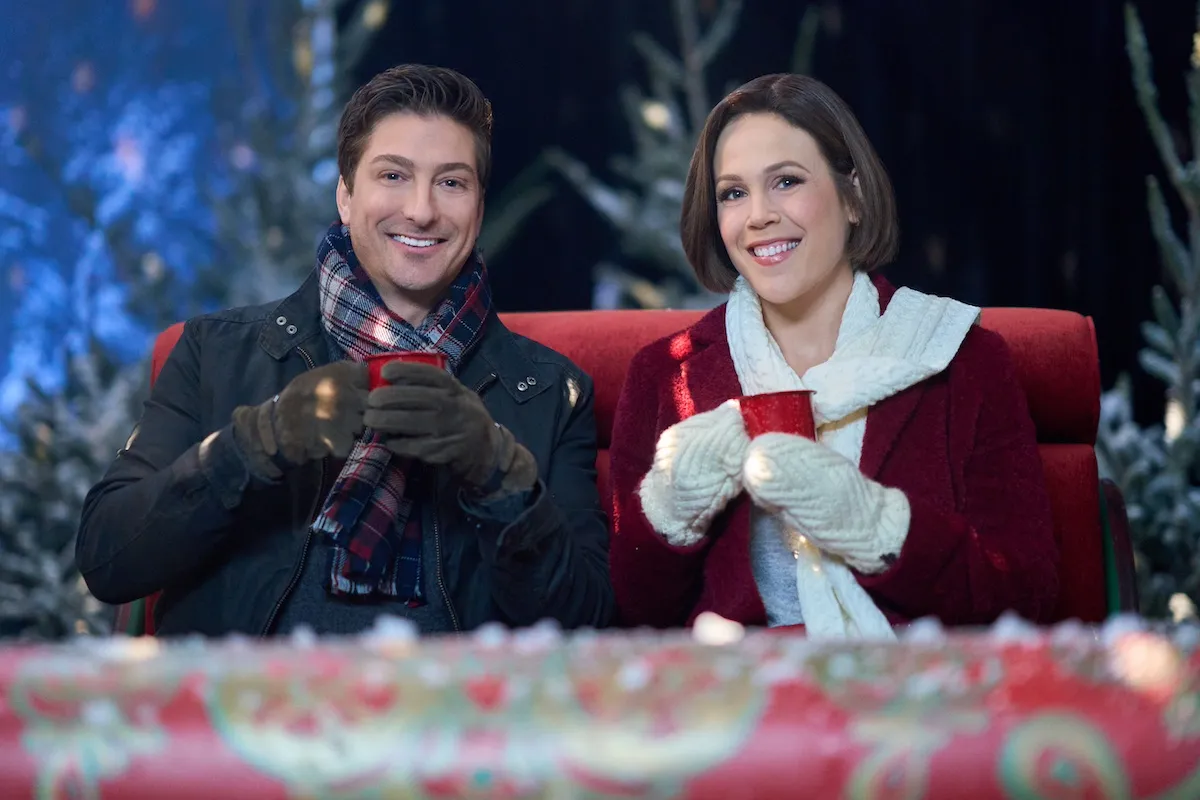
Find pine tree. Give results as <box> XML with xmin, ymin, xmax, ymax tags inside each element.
<box><xmin>547</xmin><ymin>0</ymin><xmax>821</xmax><ymax>310</ymax></box>
<box><xmin>1095</xmin><ymin>2</ymin><xmax>1200</xmax><ymax>620</ymax></box>
<box><xmin>0</xmin><ymin>346</ymin><xmax>145</xmax><ymax>638</ymax></box>
<box><xmin>211</xmin><ymin>0</ymin><xmax>392</xmax><ymax>306</ymax></box>
<box><xmin>0</xmin><ymin>0</ymin><xmax>387</xmax><ymax>639</ymax></box>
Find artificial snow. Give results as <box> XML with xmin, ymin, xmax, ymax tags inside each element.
<box><xmin>1100</xmin><ymin>612</ymin><xmax>1148</xmax><ymax>646</ymax></box>
<box><xmin>987</xmin><ymin>611</ymin><xmax>1043</xmax><ymax>644</ymax></box>
<box><xmin>358</xmin><ymin>614</ymin><xmax>418</xmax><ymax>646</ymax></box>
<box><xmin>899</xmin><ymin>616</ymin><xmax>946</xmax><ymax>644</ymax></box>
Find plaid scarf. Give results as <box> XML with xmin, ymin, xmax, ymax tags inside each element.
<box><xmin>313</xmin><ymin>222</ymin><xmax>492</xmax><ymax>600</ymax></box>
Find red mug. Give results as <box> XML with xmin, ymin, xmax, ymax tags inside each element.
<box><xmin>737</xmin><ymin>390</ymin><xmax>816</xmax><ymax>439</ymax></box>
<box><xmin>366</xmin><ymin>351</ymin><xmax>449</xmax><ymax>390</ymax></box>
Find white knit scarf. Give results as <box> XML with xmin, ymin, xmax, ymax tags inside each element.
<box><xmin>726</xmin><ymin>271</ymin><xmax>980</xmax><ymax>639</ymax></box>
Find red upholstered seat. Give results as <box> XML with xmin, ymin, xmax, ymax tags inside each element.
<box><xmin>117</xmin><ymin>307</ymin><xmax>1133</xmax><ymax>635</ymax></box>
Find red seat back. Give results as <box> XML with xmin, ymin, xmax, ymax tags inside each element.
<box><xmin>147</xmin><ymin>306</ymin><xmax>1106</xmax><ymax>623</ymax></box>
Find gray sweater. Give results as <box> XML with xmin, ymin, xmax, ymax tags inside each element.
<box><xmin>749</xmin><ymin>509</ymin><xmax>806</xmax><ymax>626</ymax></box>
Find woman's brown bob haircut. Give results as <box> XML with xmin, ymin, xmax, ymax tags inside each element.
<box><xmin>681</xmin><ymin>74</ymin><xmax>899</xmax><ymax>293</ymax></box>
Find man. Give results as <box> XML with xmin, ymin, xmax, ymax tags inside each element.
<box><xmin>77</xmin><ymin>65</ymin><xmax>613</xmax><ymax>637</ymax></box>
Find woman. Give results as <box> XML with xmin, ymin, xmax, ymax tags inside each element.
<box><xmin>608</xmin><ymin>74</ymin><xmax>1060</xmax><ymax>639</ymax></box>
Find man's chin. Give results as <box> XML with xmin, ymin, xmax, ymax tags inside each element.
<box><xmin>382</xmin><ymin>266</ymin><xmax>459</xmax><ymax>295</ymax></box>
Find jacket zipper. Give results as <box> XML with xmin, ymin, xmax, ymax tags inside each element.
<box><xmin>432</xmin><ymin>485</ymin><xmax>461</xmax><ymax>632</ymax></box>
<box><xmin>260</xmin><ymin>345</ymin><xmax>324</xmax><ymax>637</ymax></box>
<box><xmin>432</xmin><ymin>372</ymin><xmax>497</xmax><ymax>633</ymax></box>
<box><xmin>473</xmin><ymin>373</ymin><xmax>499</xmax><ymax>395</ymax></box>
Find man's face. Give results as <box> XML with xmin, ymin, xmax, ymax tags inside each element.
<box><xmin>336</xmin><ymin>112</ymin><xmax>484</xmax><ymax>325</ymax></box>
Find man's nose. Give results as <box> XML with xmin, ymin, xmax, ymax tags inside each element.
<box><xmin>403</xmin><ymin>184</ymin><xmax>437</xmax><ymax>228</ymax></box>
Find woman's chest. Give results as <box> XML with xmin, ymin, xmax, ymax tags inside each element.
<box><xmin>868</xmin><ymin>382</ymin><xmax>964</xmax><ymax>512</ymax></box>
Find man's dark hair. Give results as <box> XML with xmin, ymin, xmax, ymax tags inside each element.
<box><xmin>337</xmin><ymin>64</ymin><xmax>493</xmax><ymax>192</ymax></box>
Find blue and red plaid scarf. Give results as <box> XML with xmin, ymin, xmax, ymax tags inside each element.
<box><xmin>313</xmin><ymin>222</ymin><xmax>492</xmax><ymax>601</ymax></box>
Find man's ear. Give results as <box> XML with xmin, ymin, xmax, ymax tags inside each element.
<box><xmin>335</xmin><ymin>176</ymin><xmax>351</xmax><ymax>223</ymax></box>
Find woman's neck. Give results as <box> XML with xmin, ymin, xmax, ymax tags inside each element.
<box><xmin>760</xmin><ymin>265</ymin><xmax>857</xmax><ymax>377</ymax></box>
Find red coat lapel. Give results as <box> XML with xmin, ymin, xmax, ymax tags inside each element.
<box><xmin>860</xmin><ymin>383</ymin><xmax>926</xmax><ymax>479</ymax></box>
<box><xmin>676</xmin><ymin>308</ymin><xmax>742</xmax><ymax>417</ymax></box>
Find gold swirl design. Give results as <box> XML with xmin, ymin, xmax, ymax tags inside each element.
<box><xmin>845</xmin><ymin>743</ymin><xmax>936</xmax><ymax>800</ymax></box>
<box><xmin>550</xmin><ymin>643</ymin><xmax>769</xmax><ymax>791</ymax></box>
<box><xmin>205</xmin><ymin>653</ymin><xmax>433</xmax><ymax>797</ymax></box>
<box><xmin>998</xmin><ymin>714</ymin><xmax>1129</xmax><ymax>799</ymax></box>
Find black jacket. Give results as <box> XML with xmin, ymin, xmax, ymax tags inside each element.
<box><xmin>76</xmin><ymin>270</ymin><xmax>614</xmax><ymax>636</ymax></box>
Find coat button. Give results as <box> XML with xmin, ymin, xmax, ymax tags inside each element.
<box><xmin>526</xmin><ymin>376</ymin><xmax>537</xmax><ymax>386</ymax></box>
<box><xmin>276</xmin><ymin>316</ymin><xmax>287</xmax><ymax>325</ymax></box>
<box><xmin>517</xmin><ymin>381</ymin><xmax>528</xmax><ymax>391</ymax></box>
<box><xmin>286</xmin><ymin>324</ymin><xmax>297</xmax><ymax>335</ymax></box>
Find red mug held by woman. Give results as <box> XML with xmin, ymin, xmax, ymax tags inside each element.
<box><xmin>737</xmin><ymin>390</ymin><xmax>816</xmax><ymax>440</ymax></box>
<box><xmin>366</xmin><ymin>351</ymin><xmax>448</xmax><ymax>390</ymax></box>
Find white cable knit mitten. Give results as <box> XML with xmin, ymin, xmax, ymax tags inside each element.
<box><xmin>637</xmin><ymin>400</ymin><xmax>751</xmax><ymax>547</ymax></box>
<box><xmin>742</xmin><ymin>433</ymin><xmax>910</xmax><ymax>573</ymax></box>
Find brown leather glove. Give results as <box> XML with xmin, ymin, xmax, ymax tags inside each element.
<box><xmin>231</xmin><ymin>361</ymin><xmax>369</xmax><ymax>481</ymax></box>
<box><xmin>363</xmin><ymin>361</ymin><xmax>537</xmax><ymax>497</ymax></box>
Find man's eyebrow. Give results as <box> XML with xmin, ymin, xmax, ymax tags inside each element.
<box><xmin>370</xmin><ymin>154</ymin><xmax>477</xmax><ymax>176</ymax></box>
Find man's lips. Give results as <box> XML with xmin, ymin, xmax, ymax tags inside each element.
<box><xmin>388</xmin><ymin>233</ymin><xmax>447</xmax><ymax>249</ymax></box>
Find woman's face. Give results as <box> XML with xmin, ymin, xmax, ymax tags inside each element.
<box><xmin>713</xmin><ymin>113</ymin><xmax>856</xmax><ymax>310</ymax></box>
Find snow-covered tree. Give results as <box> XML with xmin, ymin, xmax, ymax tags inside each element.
<box><xmin>1095</xmin><ymin>2</ymin><xmax>1200</xmax><ymax>620</ymax></box>
<box><xmin>0</xmin><ymin>0</ymin><xmax>388</xmax><ymax>638</ymax></box>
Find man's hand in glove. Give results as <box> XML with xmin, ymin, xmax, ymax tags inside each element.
<box><xmin>231</xmin><ymin>361</ymin><xmax>369</xmax><ymax>481</ymax></box>
<box><xmin>364</xmin><ymin>361</ymin><xmax>537</xmax><ymax>498</ymax></box>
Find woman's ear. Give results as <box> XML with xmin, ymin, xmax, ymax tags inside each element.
<box><xmin>847</xmin><ymin>169</ymin><xmax>862</xmax><ymax>226</ymax></box>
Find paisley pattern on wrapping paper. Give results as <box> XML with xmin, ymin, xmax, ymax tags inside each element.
<box><xmin>202</xmin><ymin>635</ymin><xmax>768</xmax><ymax>799</ymax></box>
<box><xmin>204</xmin><ymin>651</ymin><xmax>432</xmax><ymax>798</ymax></box>
<box><xmin>8</xmin><ymin>644</ymin><xmax>176</xmax><ymax>800</ymax></box>
<box><xmin>549</xmin><ymin>636</ymin><xmax>769</xmax><ymax>794</ymax></box>
<box><xmin>807</xmin><ymin>643</ymin><xmax>1001</xmax><ymax>797</ymax></box>
<box><xmin>2</xmin><ymin>629</ymin><xmax>1200</xmax><ymax>798</ymax></box>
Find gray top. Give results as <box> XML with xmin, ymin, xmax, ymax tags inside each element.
<box><xmin>749</xmin><ymin>509</ymin><xmax>805</xmax><ymax>627</ymax></box>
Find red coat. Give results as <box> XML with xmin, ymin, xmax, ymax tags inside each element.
<box><xmin>608</xmin><ymin>276</ymin><xmax>1061</xmax><ymax>629</ymax></box>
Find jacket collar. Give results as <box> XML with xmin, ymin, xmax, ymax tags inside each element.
<box><xmin>257</xmin><ymin>268</ymin><xmax>549</xmax><ymax>404</ymax></box>
<box><xmin>259</xmin><ymin>268</ymin><xmax>324</xmax><ymax>360</ymax></box>
<box><xmin>455</xmin><ymin>313</ymin><xmax>552</xmax><ymax>404</ymax></box>
<box><xmin>677</xmin><ymin>271</ymin><xmax>922</xmax><ymax>479</ymax></box>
